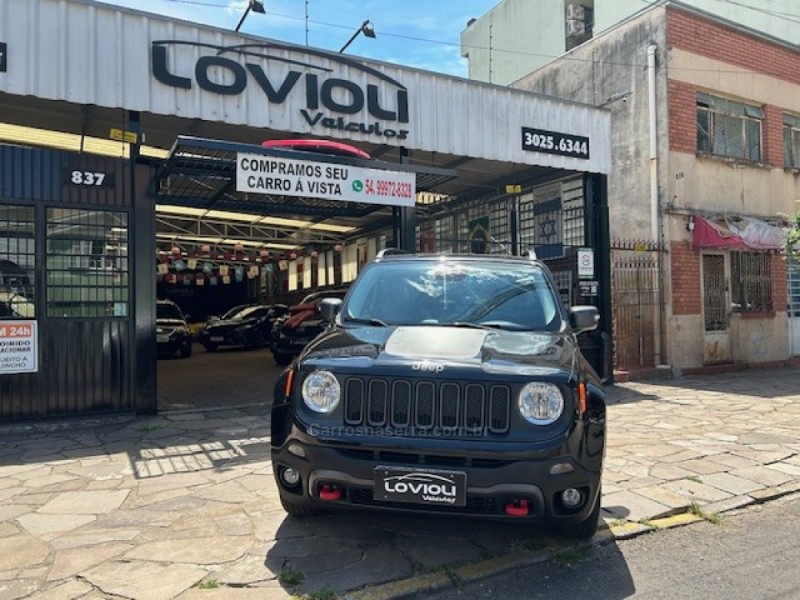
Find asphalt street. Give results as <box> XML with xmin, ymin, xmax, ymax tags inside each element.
<box><xmin>425</xmin><ymin>493</ymin><xmax>800</xmax><ymax>600</ymax></box>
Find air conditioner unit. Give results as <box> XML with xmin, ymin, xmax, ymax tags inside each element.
<box><xmin>566</xmin><ymin>18</ymin><xmax>586</xmax><ymax>37</ymax></box>
<box><xmin>566</xmin><ymin>3</ymin><xmax>585</xmax><ymax>21</ymax></box>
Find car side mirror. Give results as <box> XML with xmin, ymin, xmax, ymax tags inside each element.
<box><xmin>319</xmin><ymin>298</ymin><xmax>343</xmax><ymax>323</ymax></box>
<box><xmin>569</xmin><ymin>306</ymin><xmax>599</xmax><ymax>333</ymax></box>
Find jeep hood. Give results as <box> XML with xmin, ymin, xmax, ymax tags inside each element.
<box><xmin>303</xmin><ymin>325</ymin><xmax>576</xmax><ymax>375</ymax></box>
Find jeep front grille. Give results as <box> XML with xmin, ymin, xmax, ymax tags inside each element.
<box><xmin>343</xmin><ymin>377</ymin><xmax>511</xmax><ymax>434</ymax></box>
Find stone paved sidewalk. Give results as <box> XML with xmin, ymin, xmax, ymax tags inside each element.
<box><xmin>0</xmin><ymin>368</ymin><xmax>798</xmax><ymax>600</ymax></box>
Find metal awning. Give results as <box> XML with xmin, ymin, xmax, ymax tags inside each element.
<box><xmin>151</xmin><ymin>136</ymin><xmax>463</xmax><ymax>251</ymax></box>
<box><xmin>156</xmin><ymin>136</ymin><xmax>457</xmax><ymax>220</ymax></box>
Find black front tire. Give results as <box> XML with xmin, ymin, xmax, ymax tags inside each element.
<box><xmin>280</xmin><ymin>497</ymin><xmax>326</xmax><ymax>518</ymax></box>
<box><xmin>556</xmin><ymin>488</ymin><xmax>601</xmax><ymax>540</ymax></box>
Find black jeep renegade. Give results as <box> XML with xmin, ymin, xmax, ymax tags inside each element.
<box><xmin>271</xmin><ymin>251</ymin><xmax>606</xmax><ymax>539</ymax></box>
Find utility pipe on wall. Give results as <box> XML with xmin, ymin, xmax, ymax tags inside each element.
<box><xmin>647</xmin><ymin>43</ymin><xmax>663</xmax><ymax>366</ymax></box>
<box><xmin>648</xmin><ymin>44</ymin><xmax>659</xmax><ymax>241</ymax></box>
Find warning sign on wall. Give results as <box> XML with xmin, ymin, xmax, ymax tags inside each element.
<box><xmin>236</xmin><ymin>153</ymin><xmax>416</xmax><ymax>207</ymax></box>
<box><xmin>0</xmin><ymin>320</ymin><xmax>38</xmax><ymax>374</ymax></box>
<box><xmin>577</xmin><ymin>248</ymin><xmax>595</xmax><ymax>280</ymax></box>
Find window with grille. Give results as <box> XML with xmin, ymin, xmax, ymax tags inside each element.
<box><xmin>0</xmin><ymin>205</ymin><xmax>36</xmax><ymax>319</ymax></box>
<box><xmin>519</xmin><ymin>178</ymin><xmax>586</xmax><ymax>259</ymax></box>
<box><xmin>784</xmin><ymin>113</ymin><xmax>800</xmax><ymax>169</ymax></box>
<box><xmin>697</xmin><ymin>92</ymin><xmax>763</xmax><ymax>161</ymax></box>
<box><xmin>562</xmin><ymin>178</ymin><xmax>585</xmax><ymax>248</ymax></box>
<box><xmin>789</xmin><ymin>258</ymin><xmax>800</xmax><ymax>318</ymax></box>
<box><xmin>731</xmin><ymin>252</ymin><xmax>772</xmax><ymax>312</ymax></box>
<box><xmin>46</xmin><ymin>209</ymin><xmax>129</xmax><ymax>318</ymax></box>
<box><xmin>435</xmin><ymin>218</ymin><xmax>452</xmax><ymax>253</ymax></box>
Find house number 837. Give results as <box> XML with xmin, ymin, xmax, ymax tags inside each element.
<box><xmin>70</xmin><ymin>171</ymin><xmax>107</xmax><ymax>186</ymax></box>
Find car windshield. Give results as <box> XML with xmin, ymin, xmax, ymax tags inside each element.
<box><xmin>222</xmin><ymin>305</ymin><xmax>263</xmax><ymax>320</ymax></box>
<box><xmin>156</xmin><ymin>303</ymin><xmax>184</xmax><ymax>320</ymax></box>
<box><xmin>342</xmin><ymin>259</ymin><xmax>562</xmax><ymax>331</ymax></box>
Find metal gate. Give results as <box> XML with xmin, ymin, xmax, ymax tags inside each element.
<box><xmin>701</xmin><ymin>252</ymin><xmax>731</xmax><ymax>364</ymax></box>
<box><xmin>611</xmin><ymin>248</ymin><xmax>661</xmax><ymax>370</ymax></box>
<box><xmin>789</xmin><ymin>258</ymin><xmax>800</xmax><ymax>356</ymax></box>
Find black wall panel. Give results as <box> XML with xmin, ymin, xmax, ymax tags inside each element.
<box><xmin>0</xmin><ymin>143</ymin><xmax>140</xmax><ymax>419</ymax></box>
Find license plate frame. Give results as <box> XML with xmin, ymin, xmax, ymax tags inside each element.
<box><xmin>374</xmin><ymin>466</ymin><xmax>467</xmax><ymax>507</ymax></box>
<box><xmin>156</xmin><ymin>334</ymin><xmax>169</xmax><ymax>343</ymax></box>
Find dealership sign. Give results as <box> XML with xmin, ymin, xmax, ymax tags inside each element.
<box><xmin>152</xmin><ymin>41</ymin><xmax>410</xmax><ymax>140</ymax></box>
<box><xmin>236</xmin><ymin>153</ymin><xmax>416</xmax><ymax>207</ymax></box>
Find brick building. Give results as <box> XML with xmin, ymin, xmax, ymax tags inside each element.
<box><xmin>467</xmin><ymin>1</ymin><xmax>800</xmax><ymax>373</ymax></box>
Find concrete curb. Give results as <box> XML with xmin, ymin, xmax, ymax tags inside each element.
<box><xmin>344</xmin><ymin>487</ymin><xmax>800</xmax><ymax>600</ymax></box>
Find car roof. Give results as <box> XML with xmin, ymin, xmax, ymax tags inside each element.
<box><xmin>372</xmin><ymin>251</ymin><xmax>545</xmax><ymax>267</ymax></box>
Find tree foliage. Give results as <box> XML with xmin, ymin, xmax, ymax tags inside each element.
<box><xmin>788</xmin><ymin>209</ymin><xmax>800</xmax><ymax>264</ymax></box>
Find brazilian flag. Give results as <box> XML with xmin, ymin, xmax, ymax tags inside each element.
<box><xmin>468</xmin><ymin>217</ymin><xmax>490</xmax><ymax>254</ymax></box>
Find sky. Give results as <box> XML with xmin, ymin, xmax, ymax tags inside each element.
<box><xmin>99</xmin><ymin>0</ymin><xmax>501</xmax><ymax>77</ymax></box>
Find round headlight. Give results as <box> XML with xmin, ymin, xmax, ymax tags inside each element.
<box><xmin>301</xmin><ymin>370</ymin><xmax>341</xmax><ymax>413</ymax></box>
<box><xmin>518</xmin><ymin>382</ymin><xmax>564</xmax><ymax>425</ymax></box>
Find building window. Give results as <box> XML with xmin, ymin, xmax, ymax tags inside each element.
<box><xmin>784</xmin><ymin>113</ymin><xmax>800</xmax><ymax>169</ymax></box>
<box><xmin>731</xmin><ymin>252</ymin><xmax>772</xmax><ymax>312</ymax></box>
<box><xmin>0</xmin><ymin>205</ymin><xmax>36</xmax><ymax>319</ymax></box>
<box><xmin>562</xmin><ymin>177</ymin><xmax>585</xmax><ymax>247</ymax></box>
<box><xmin>46</xmin><ymin>209</ymin><xmax>129</xmax><ymax>317</ymax></box>
<box><xmin>697</xmin><ymin>92</ymin><xmax>763</xmax><ymax>161</ymax></box>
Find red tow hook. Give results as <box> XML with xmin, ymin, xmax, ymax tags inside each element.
<box><xmin>505</xmin><ymin>499</ymin><xmax>529</xmax><ymax>517</ymax></box>
<box><xmin>319</xmin><ymin>484</ymin><xmax>342</xmax><ymax>501</ymax></box>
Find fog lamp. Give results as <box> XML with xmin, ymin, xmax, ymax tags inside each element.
<box><xmin>282</xmin><ymin>467</ymin><xmax>300</xmax><ymax>486</ymax></box>
<box><xmin>561</xmin><ymin>488</ymin><xmax>583</xmax><ymax>508</ymax></box>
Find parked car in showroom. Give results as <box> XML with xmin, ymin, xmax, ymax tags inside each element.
<box><xmin>200</xmin><ymin>303</ymin><xmax>288</xmax><ymax>352</ymax></box>
<box><xmin>270</xmin><ymin>289</ymin><xmax>349</xmax><ymax>366</ymax></box>
<box><xmin>156</xmin><ymin>299</ymin><xmax>192</xmax><ymax>358</ymax></box>
<box><xmin>0</xmin><ymin>290</ymin><xmax>35</xmax><ymax>319</ymax></box>
<box><xmin>270</xmin><ymin>251</ymin><xmax>606</xmax><ymax>539</ymax></box>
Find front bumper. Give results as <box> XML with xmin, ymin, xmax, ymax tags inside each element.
<box><xmin>156</xmin><ymin>336</ymin><xmax>188</xmax><ymax>354</ymax></box>
<box><xmin>271</xmin><ymin>428</ymin><xmax>602</xmax><ymax>524</ymax></box>
<box><xmin>272</xmin><ymin>333</ymin><xmax>312</xmax><ymax>354</ymax></box>
<box><xmin>201</xmin><ymin>329</ymin><xmax>252</xmax><ymax>346</ymax></box>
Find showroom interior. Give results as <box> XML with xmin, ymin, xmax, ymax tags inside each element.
<box><xmin>0</xmin><ymin>0</ymin><xmax>612</xmax><ymax>420</ymax></box>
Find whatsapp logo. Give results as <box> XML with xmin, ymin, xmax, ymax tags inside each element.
<box><xmin>352</xmin><ymin>180</ymin><xmax>364</xmax><ymax>192</ymax></box>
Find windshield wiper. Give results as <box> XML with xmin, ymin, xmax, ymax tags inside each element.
<box><xmin>344</xmin><ymin>317</ymin><xmax>389</xmax><ymax>327</ymax></box>
<box><xmin>444</xmin><ymin>321</ymin><xmax>504</xmax><ymax>330</ymax></box>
